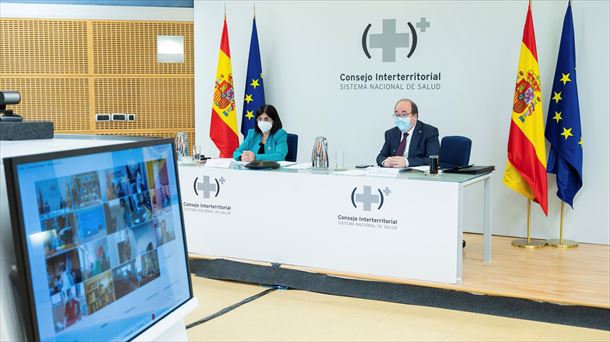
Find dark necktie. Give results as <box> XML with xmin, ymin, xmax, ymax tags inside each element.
<box><xmin>395</xmin><ymin>132</ymin><xmax>409</xmax><ymax>157</ymax></box>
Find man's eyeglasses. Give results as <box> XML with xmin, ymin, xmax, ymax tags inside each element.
<box><xmin>393</xmin><ymin>113</ymin><xmax>416</xmax><ymax>119</ymax></box>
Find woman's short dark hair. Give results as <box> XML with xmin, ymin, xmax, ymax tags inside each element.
<box><xmin>254</xmin><ymin>104</ymin><xmax>283</xmax><ymax>134</ymax></box>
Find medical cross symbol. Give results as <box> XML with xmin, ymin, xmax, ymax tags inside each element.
<box><xmin>355</xmin><ymin>186</ymin><xmax>380</xmax><ymax>211</ymax></box>
<box><xmin>350</xmin><ymin>185</ymin><xmax>389</xmax><ymax>211</ymax></box>
<box><xmin>197</xmin><ymin>176</ymin><xmax>217</xmax><ymax>199</ymax></box>
<box><xmin>369</xmin><ymin>19</ymin><xmax>410</xmax><ymax>62</ymax></box>
<box><xmin>416</xmin><ymin>17</ymin><xmax>430</xmax><ymax>32</ymax></box>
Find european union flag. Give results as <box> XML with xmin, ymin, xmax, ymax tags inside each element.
<box><xmin>241</xmin><ymin>17</ymin><xmax>265</xmax><ymax>137</ymax></box>
<box><xmin>545</xmin><ymin>3</ymin><xmax>583</xmax><ymax>207</ymax></box>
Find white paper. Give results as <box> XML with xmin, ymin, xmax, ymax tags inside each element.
<box><xmin>365</xmin><ymin>166</ymin><xmax>403</xmax><ymax>177</ymax></box>
<box><xmin>409</xmin><ymin>165</ymin><xmax>429</xmax><ymax>172</ymax></box>
<box><xmin>177</xmin><ymin>156</ymin><xmax>199</xmax><ymax>165</ymax></box>
<box><xmin>278</xmin><ymin>161</ymin><xmax>297</xmax><ymax>167</ymax></box>
<box><xmin>334</xmin><ymin>169</ymin><xmax>367</xmax><ymax>176</ymax></box>
<box><xmin>204</xmin><ymin>158</ymin><xmax>235</xmax><ymax>168</ymax></box>
<box><xmin>283</xmin><ymin>162</ymin><xmax>312</xmax><ymax>170</ymax></box>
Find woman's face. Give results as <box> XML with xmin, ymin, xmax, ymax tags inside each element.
<box><xmin>257</xmin><ymin>113</ymin><xmax>273</xmax><ymax>124</ymax></box>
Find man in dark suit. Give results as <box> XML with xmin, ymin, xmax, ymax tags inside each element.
<box><xmin>377</xmin><ymin>99</ymin><xmax>440</xmax><ymax>167</ymax></box>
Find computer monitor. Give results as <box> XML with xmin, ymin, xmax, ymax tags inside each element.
<box><xmin>3</xmin><ymin>139</ymin><xmax>192</xmax><ymax>341</ymax></box>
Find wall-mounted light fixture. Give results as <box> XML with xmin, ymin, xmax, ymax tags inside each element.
<box><xmin>157</xmin><ymin>35</ymin><xmax>184</xmax><ymax>63</ymax></box>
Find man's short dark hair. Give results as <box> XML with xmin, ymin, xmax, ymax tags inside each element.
<box><xmin>394</xmin><ymin>98</ymin><xmax>419</xmax><ymax>116</ymax></box>
<box><xmin>254</xmin><ymin>104</ymin><xmax>283</xmax><ymax>134</ymax></box>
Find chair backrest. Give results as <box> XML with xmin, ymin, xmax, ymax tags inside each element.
<box><xmin>439</xmin><ymin>136</ymin><xmax>472</xmax><ymax>168</ymax></box>
<box><xmin>285</xmin><ymin>133</ymin><xmax>298</xmax><ymax>162</ymax></box>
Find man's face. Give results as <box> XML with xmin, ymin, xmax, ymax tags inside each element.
<box><xmin>394</xmin><ymin>101</ymin><xmax>418</xmax><ymax>129</ymax></box>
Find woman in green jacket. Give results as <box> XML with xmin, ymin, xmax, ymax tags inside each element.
<box><xmin>233</xmin><ymin>105</ymin><xmax>288</xmax><ymax>162</ymax></box>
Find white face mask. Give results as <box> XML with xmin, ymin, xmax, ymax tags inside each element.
<box><xmin>258</xmin><ymin>120</ymin><xmax>273</xmax><ymax>133</ymax></box>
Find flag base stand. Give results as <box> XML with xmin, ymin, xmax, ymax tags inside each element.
<box><xmin>546</xmin><ymin>203</ymin><xmax>579</xmax><ymax>248</ymax></box>
<box><xmin>545</xmin><ymin>239</ymin><xmax>579</xmax><ymax>248</ymax></box>
<box><xmin>512</xmin><ymin>200</ymin><xmax>545</xmax><ymax>249</ymax></box>
<box><xmin>511</xmin><ymin>239</ymin><xmax>546</xmax><ymax>249</ymax></box>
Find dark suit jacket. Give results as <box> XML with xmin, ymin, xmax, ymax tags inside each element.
<box><xmin>376</xmin><ymin>120</ymin><xmax>440</xmax><ymax>167</ymax></box>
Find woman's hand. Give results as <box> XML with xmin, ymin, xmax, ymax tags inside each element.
<box><xmin>241</xmin><ymin>151</ymin><xmax>256</xmax><ymax>162</ymax></box>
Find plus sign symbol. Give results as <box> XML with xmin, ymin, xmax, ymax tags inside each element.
<box><xmin>351</xmin><ymin>185</ymin><xmax>389</xmax><ymax>211</ymax></box>
<box><xmin>362</xmin><ymin>17</ymin><xmax>431</xmax><ymax>62</ymax></box>
<box><xmin>193</xmin><ymin>176</ymin><xmax>221</xmax><ymax>199</ymax></box>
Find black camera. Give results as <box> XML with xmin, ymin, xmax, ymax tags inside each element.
<box><xmin>0</xmin><ymin>91</ymin><xmax>23</xmax><ymax>122</ymax></box>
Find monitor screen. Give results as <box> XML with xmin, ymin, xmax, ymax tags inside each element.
<box><xmin>4</xmin><ymin>139</ymin><xmax>192</xmax><ymax>341</ymax></box>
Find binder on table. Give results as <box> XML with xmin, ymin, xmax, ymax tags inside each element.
<box><xmin>443</xmin><ymin>165</ymin><xmax>495</xmax><ymax>175</ymax></box>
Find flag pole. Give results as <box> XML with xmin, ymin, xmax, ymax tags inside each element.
<box><xmin>527</xmin><ymin>199</ymin><xmax>532</xmax><ymax>245</ymax></box>
<box><xmin>512</xmin><ymin>199</ymin><xmax>545</xmax><ymax>248</ymax></box>
<box><xmin>546</xmin><ymin>201</ymin><xmax>579</xmax><ymax>248</ymax></box>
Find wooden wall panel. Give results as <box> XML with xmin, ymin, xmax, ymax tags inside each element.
<box><xmin>0</xmin><ymin>77</ymin><xmax>90</xmax><ymax>131</ymax></box>
<box><xmin>92</xmin><ymin>21</ymin><xmax>194</xmax><ymax>75</ymax></box>
<box><xmin>0</xmin><ymin>19</ymin><xmax>88</xmax><ymax>74</ymax></box>
<box><xmin>94</xmin><ymin>77</ymin><xmax>194</xmax><ymax>131</ymax></box>
<box><xmin>0</xmin><ymin>18</ymin><xmax>194</xmax><ymax>139</ymax></box>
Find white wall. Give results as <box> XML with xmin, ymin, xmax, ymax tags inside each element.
<box><xmin>0</xmin><ymin>2</ymin><xmax>193</xmax><ymax>20</ymax></box>
<box><xmin>195</xmin><ymin>0</ymin><xmax>609</xmax><ymax>244</ymax></box>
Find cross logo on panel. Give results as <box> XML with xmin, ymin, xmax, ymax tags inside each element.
<box><xmin>351</xmin><ymin>185</ymin><xmax>390</xmax><ymax>211</ymax></box>
<box><xmin>362</xmin><ymin>17</ymin><xmax>431</xmax><ymax>62</ymax></box>
<box><xmin>193</xmin><ymin>176</ymin><xmax>222</xmax><ymax>199</ymax></box>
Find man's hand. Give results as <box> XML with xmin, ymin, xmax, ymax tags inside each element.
<box><xmin>241</xmin><ymin>151</ymin><xmax>256</xmax><ymax>162</ymax></box>
<box><xmin>383</xmin><ymin>157</ymin><xmax>407</xmax><ymax>168</ymax></box>
<box><xmin>391</xmin><ymin>156</ymin><xmax>407</xmax><ymax>168</ymax></box>
<box><xmin>382</xmin><ymin>157</ymin><xmax>392</xmax><ymax>167</ymax></box>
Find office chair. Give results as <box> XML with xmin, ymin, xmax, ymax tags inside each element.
<box><xmin>286</xmin><ymin>133</ymin><xmax>299</xmax><ymax>162</ymax></box>
<box><xmin>439</xmin><ymin>136</ymin><xmax>472</xmax><ymax>169</ymax></box>
<box><xmin>439</xmin><ymin>136</ymin><xmax>472</xmax><ymax>249</ymax></box>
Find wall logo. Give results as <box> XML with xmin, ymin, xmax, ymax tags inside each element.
<box><xmin>193</xmin><ymin>176</ymin><xmax>226</xmax><ymax>199</ymax></box>
<box><xmin>350</xmin><ymin>185</ymin><xmax>392</xmax><ymax>211</ymax></box>
<box><xmin>362</xmin><ymin>17</ymin><xmax>431</xmax><ymax>62</ymax></box>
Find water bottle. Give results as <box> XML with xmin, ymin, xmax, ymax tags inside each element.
<box><xmin>175</xmin><ymin>131</ymin><xmax>189</xmax><ymax>161</ymax></box>
<box><xmin>311</xmin><ymin>136</ymin><xmax>329</xmax><ymax>169</ymax></box>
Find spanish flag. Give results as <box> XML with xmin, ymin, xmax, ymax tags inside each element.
<box><xmin>210</xmin><ymin>18</ymin><xmax>239</xmax><ymax>158</ymax></box>
<box><xmin>503</xmin><ymin>4</ymin><xmax>548</xmax><ymax>215</ymax></box>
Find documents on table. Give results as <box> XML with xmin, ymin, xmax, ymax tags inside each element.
<box><xmin>277</xmin><ymin>161</ymin><xmax>297</xmax><ymax>167</ymax></box>
<box><xmin>364</xmin><ymin>165</ymin><xmax>427</xmax><ymax>177</ymax></box>
<box><xmin>409</xmin><ymin>165</ymin><xmax>429</xmax><ymax>172</ymax></box>
<box><xmin>334</xmin><ymin>169</ymin><xmax>368</xmax><ymax>176</ymax></box>
<box><xmin>365</xmin><ymin>166</ymin><xmax>407</xmax><ymax>177</ymax></box>
<box><xmin>204</xmin><ymin>158</ymin><xmax>236</xmax><ymax>168</ymax></box>
<box><xmin>283</xmin><ymin>162</ymin><xmax>311</xmax><ymax>170</ymax></box>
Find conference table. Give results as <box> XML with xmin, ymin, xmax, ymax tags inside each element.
<box><xmin>178</xmin><ymin>162</ymin><xmax>492</xmax><ymax>285</ymax></box>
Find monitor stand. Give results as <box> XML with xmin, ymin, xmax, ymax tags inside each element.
<box><xmin>134</xmin><ymin>297</ymin><xmax>198</xmax><ymax>341</ymax></box>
